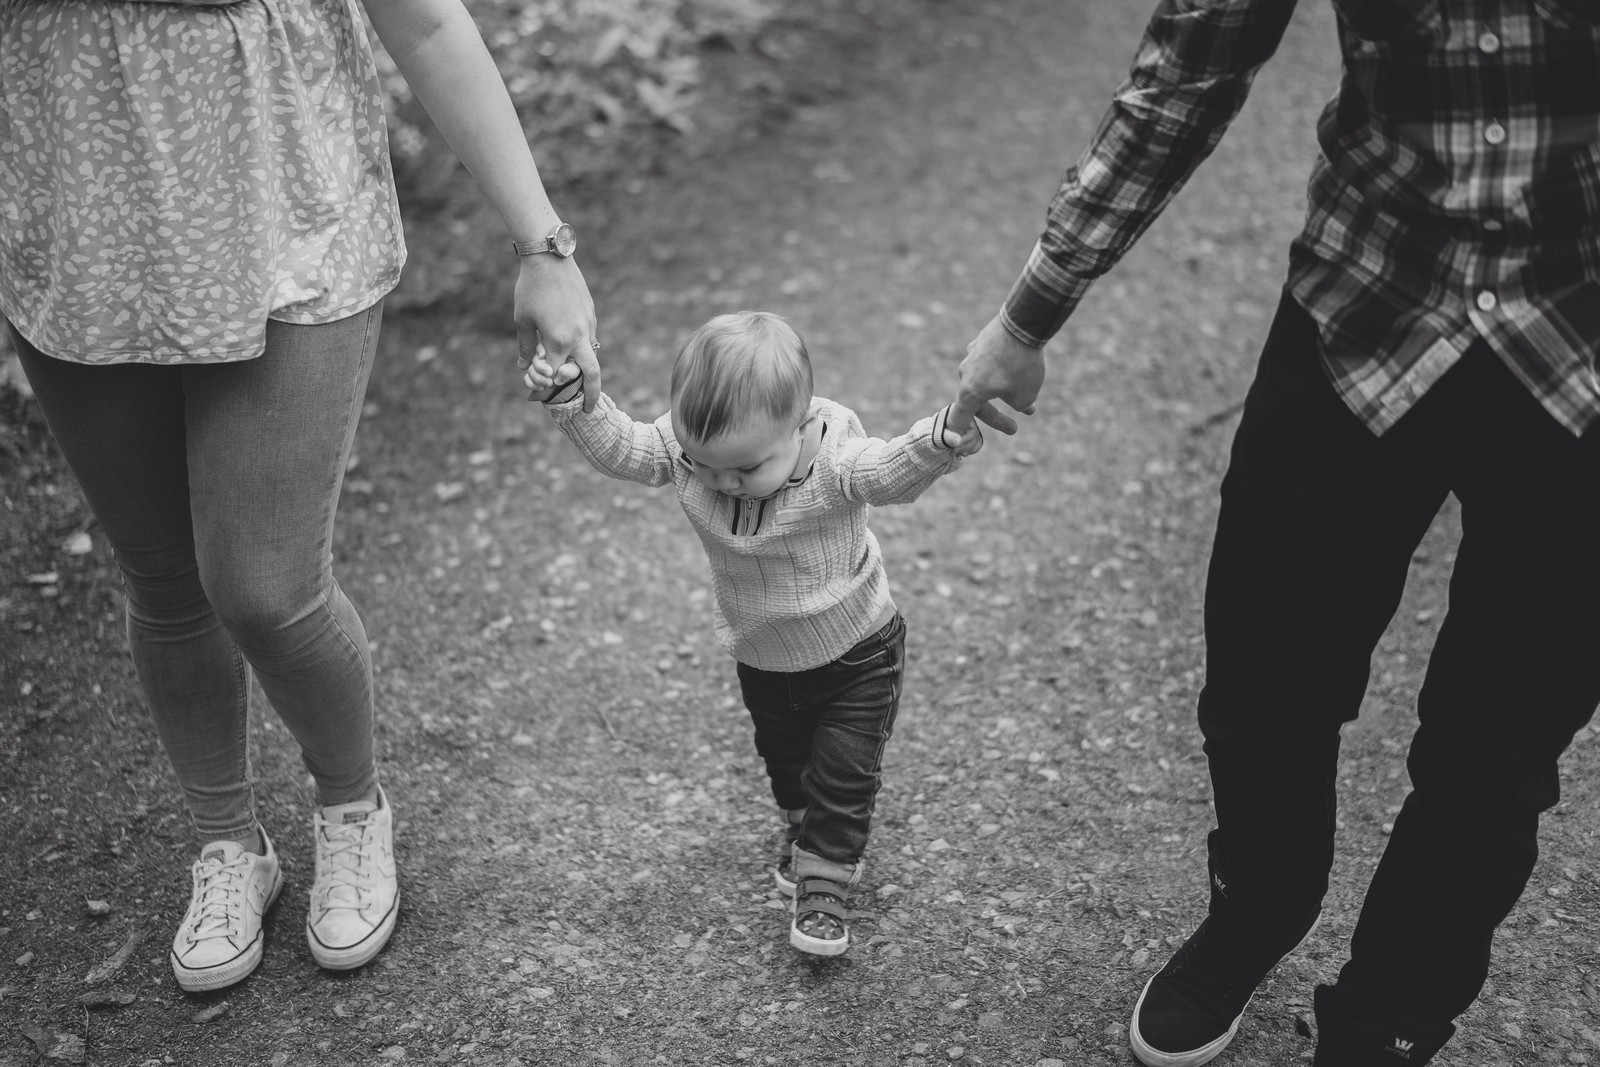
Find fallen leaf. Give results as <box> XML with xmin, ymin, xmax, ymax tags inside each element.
<box><xmin>77</xmin><ymin>991</ymin><xmax>136</xmax><ymax>1008</ymax></box>
<box><xmin>46</xmin><ymin>1034</ymin><xmax>86</xmax><ymax>1063</ymax></box>
<box><xmin>20</xmin><ymin>1021</ymin><xmax>50</xmax><ymax>1055</ymax></box>
<box><xmin>84</xmin><ymin>928</ymin><xmax>143</xmax><ymax>985</ymax></box>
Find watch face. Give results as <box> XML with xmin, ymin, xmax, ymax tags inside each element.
<box><xmin>550</xmin><ymin>223</ymin><xmax>577</xmax><ymax>257</ymax></box>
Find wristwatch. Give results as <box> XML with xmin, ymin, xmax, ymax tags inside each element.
<box><xmin>512</xmin><ymin>222</ymin><xmax>577</xmax><ymax>259</ymax></box>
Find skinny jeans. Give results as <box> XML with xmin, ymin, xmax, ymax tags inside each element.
<box><xmin>738</xmin><ymin>613</ymin><xmax>906</xmax><ymax>884</ymax></box>
<box><xmin>13</xmin><ymin>305</ymin><xmax>383</xmax><ymax>840</ymax></box>
<box><xmin>1200</xmin><ymin>289</ymin><xmax>1600</xmax><ymax>1033</ymax></box>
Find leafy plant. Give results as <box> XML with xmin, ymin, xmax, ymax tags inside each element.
<box><xmin>372</xmin><ymin>0</ymin><xmax>778</xmax><ymax>190</ymax></box>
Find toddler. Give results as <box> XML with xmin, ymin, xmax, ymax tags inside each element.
<box><xmin>527</xmin><ymin>310</ymin><xmax>981</xmax><ymax>955</ymax></box>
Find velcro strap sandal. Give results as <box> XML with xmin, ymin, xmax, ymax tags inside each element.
<box><xmin>790</xmin><ymin>877</ymin><xmax>850</xmax><ymax>957</ymax></box>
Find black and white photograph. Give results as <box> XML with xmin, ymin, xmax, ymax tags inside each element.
<box><xmin>2</xmin><ymin>0</ymin><xmax>1597</xmax><ymax>1064</ymax></box>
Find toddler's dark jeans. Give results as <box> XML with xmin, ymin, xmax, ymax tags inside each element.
<box><xmin>1200</xmin><ymin>289</ymin><xmax>1600</xmax><ymax>1043</ymax></box>
<box><xmin>738</xmin><ymin>613</ymin><xmax>906</xmax><ymax>882</ymax></box>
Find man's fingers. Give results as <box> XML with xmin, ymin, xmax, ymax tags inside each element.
<box><xmin>973</xmin><ymin>400</ymin><xmax>1019</xmax><ymax>435</ymax></box>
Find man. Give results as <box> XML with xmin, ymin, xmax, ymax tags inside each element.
<box><xmin>952</xmin><ymin>2</ymin><xmax>1600</xmax><ymax>1064</ymax></box>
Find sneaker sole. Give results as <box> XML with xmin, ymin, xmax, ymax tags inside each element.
<box><xmin>306</xmin><ymin>889</ymin><xmax>399</xmax><ymax>971</ymax></box>
<box><xmin>789</xmin><ymin>921</ymin><xmax>849</xmax><ymax>956</ymax></box>
<box><xmin>171</xmin><ymin>868</ymin><xmax>285</xmax><ymax>993</ymax></box>
<box><xmin>1129</xmin><ymin>911</ymin><xmax>1321</xmax><ymax>1067</ymax></box>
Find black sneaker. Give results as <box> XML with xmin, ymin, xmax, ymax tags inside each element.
<box><xmin>1311</xmin><ymin>984</ymin><xmax>1454</xmax><ymax>1066</ymax></box>
<box><xmin>1130</xmin><ymin>902</ymin><xmax>1321</xmax><ymax>1066</ymax></box>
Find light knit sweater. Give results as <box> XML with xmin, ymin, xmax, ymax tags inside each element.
<box><xmin>547</xmin><ymin>392</ymin><xmax>970</xmax><ymax>671</ymax></box>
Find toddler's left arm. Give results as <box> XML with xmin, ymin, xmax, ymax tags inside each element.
<box><xmin>836</xmin><ymin>405</ymin><xmax>983</xmax><ymax>507</ymax></box>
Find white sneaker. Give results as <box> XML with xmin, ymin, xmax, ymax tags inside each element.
<box><xmin>306</xmin><ymin>784</ymin><xmax>399</xmax><ymax>970</ymax></box>
<box><xmin>170</xmin><ymin>832</ymin><xmax>284</xmax><ymax>992</ymax></box>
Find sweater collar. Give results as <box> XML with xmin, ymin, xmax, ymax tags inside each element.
<box><xmin>785</xmin><ymin>416</ymin><xmax>826</xmax><ymax>488</ymax></box>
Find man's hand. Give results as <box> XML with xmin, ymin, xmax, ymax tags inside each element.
<box><xmin>514</xmin><ymin>254</ymin><xmax>600</xmax><ymax>411</ymax></box>
<box><xmin>948</xmin><ymin>313</ymin><xmax>1046</xmax><ymax>435</ymax></box>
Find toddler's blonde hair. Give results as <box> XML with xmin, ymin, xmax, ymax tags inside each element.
<box><xmin>670</xmin><ymin>311</ymin><xmax>813</xmax><ymax>443</ymax></box>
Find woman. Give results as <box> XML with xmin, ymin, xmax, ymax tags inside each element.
<box><xmin>0</xmin><ymin>0</ymin><xmax>598</xmax><ymax>990</ymax></box>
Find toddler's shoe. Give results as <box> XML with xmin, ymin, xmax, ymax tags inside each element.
<box><xmin>306</xmin><ymin>784</ymin><xmax>399</xmax><ymax>970</ymax></box>
<box><xmin>790</xmin><ymin>876</ymin><xmax>850</xmax><ymax>957</ymax></box>
<box><xmin>170</xmin><ymin>831</ymin><xmax>284</xmax><ymax>992</ymax></box>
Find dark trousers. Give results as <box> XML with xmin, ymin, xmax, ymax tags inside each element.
<box><xmin>737</xmin><ymin>614</ymin><xmax>906</xmax><ymax>875</ymax></box>
<box><xmin>1201</xmin><ymin>290</ymin><xmax>1600</xmax><ymax>1031</ymax></box>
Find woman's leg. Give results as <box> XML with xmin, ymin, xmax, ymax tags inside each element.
<box><xmin>13</xmin><ymin>327</ymin><xmax>260</xmax><ymax>844</ymax></box>
<box><xmin>179</xmin><ymin>305</ymin><xmax>383</xmax><ymax>806</ymax></box>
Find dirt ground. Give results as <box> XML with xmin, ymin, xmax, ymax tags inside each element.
<box><xmin>3</xmin><ymin>1</ymin><xmax>1597</xmax><ymax>1065</ymax></box>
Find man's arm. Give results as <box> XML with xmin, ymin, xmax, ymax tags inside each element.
<box><xmin>955</xmin><ymin>0</ymin><xmax>1300</xmax><ymax>430</ymax></box>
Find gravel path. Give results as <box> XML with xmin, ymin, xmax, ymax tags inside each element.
<box><xmin>4</xmin><ymin>2</ymin><xmax>1596</xmax><ymax>1065</ymax></box>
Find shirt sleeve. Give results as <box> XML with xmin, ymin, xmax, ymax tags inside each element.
<box><xmin>546</xmin><ymin>391</ymin><xmax>676</xmax><ymax>489</ymax></box>
<box><xmin>834</xmin><ymin>407</ymin><xmax>970</xmax><ymax>507</ymax></box>
<box><xmin>1002</xmin><ymin>0</ymin><xmax>1299</xmax><ymax>346</ymax></box>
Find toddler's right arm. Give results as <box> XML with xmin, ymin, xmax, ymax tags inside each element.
<box><xmin>525</xmin><ymin>359</ymin><xmax>675</xmax><ymax>489</ymax></box>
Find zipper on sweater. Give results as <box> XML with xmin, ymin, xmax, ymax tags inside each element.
<box><xmin>732</xmin><ymin>497</ymin><xmax>765</xmax><ymax>536</ymax></box>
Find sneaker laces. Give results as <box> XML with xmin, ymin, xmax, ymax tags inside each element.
<box><xmin>185</xmin><ymin>854</ymin><xmax>248</xmax><ymax>943</ymax></box>
<box><xmin>315</xmin><ymin>819</ymin><xmax>375</xmax><ymax>913</ymax></box>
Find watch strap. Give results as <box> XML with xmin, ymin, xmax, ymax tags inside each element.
<box><xmin>512</xmin><ymin>237</ymin><xmax>551</xmax><ymax>257</ymax></box>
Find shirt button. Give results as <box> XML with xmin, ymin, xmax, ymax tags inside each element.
<box><xmin>1478</xmin><ymin>30</ymin><xmax>1501</xmax><ymax>53</ymax></box>
<box><xmin>1482</xmin><ymin>218</ymin><xmax>1504</xmax><ymax>233</ymax></box>
<box><xmin>1476</xmin><ymin>290</ymin><xmax>1498</xmax><ymax>312</ymax></box>
<box><xmin>1484</xmin><ymin>122</ymin><xmax>1507</xmax><ymax>145</ymax></box>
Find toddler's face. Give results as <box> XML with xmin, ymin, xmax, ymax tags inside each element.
<box><xmin>676</xmin><ymin>412</ymin><xmax>806</xmax><ymax>501</ymax></box>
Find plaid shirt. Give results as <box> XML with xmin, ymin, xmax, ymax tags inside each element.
<box><xmin>1001</xmin><ymin>0</ymin><xmax>1600</xmax><ymax>436</ymax></box>
<box><xmin>547</xmin><ymin>393</ymin><xmax>970</xmax><ymax>671</ymax></box>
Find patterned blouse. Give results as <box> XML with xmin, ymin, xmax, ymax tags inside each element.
<box><xmin>0</xmin><ymin>0</ymin><xmax>404</xmax><ymax>365</ymax></box>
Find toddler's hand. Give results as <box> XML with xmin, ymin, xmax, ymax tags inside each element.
<box><xmin>941</xmin><ymin>405</ymin><xmax>984</xmax><ymax>456</ymax></box>
<box><xmin>523</xmin><ymin>343</ymin><xmax>583</xmax><ymax>402</ymax></box>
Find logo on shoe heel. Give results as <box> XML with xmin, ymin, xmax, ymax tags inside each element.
<box><xmin>1384</xmin><ymin>1037</ymin><xmax>1416</xmax><ymax>1059</ymax></box>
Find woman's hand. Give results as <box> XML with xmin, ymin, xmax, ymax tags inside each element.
<box><xmin>514</xmin><ymin>253</ymin><xmax>599</xmax><ymax>410</ymax></box>
<box><xmin>361</xmin><ymin>0</ymin><xmax>603</xmax><ymax>406</ymax></box>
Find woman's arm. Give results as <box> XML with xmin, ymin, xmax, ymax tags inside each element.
<box><xmin>361</xmin><ymin>0</ymin><xmax>601</xmax><ymax>408</ymax></box>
